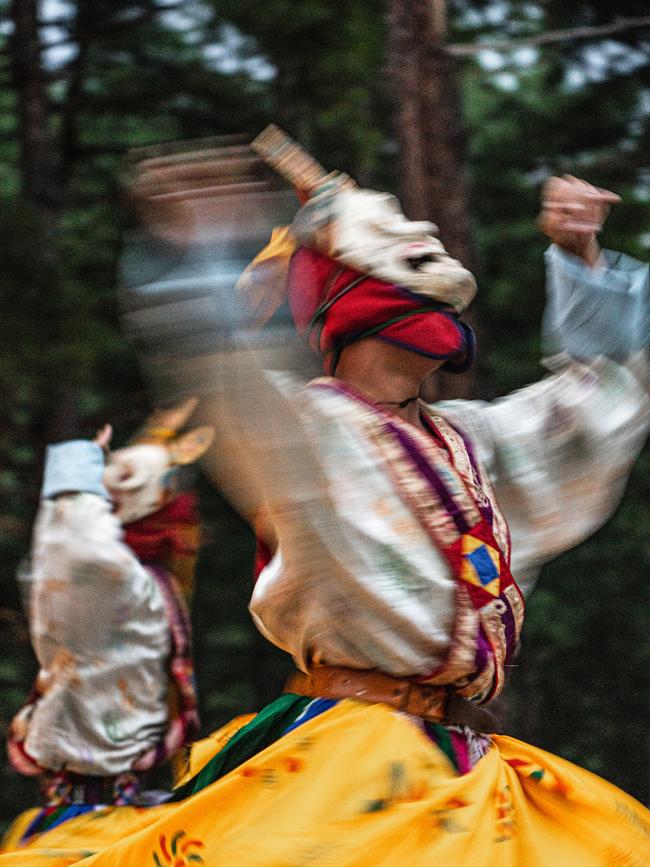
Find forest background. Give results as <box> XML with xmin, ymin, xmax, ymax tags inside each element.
<box><xmin>0</xmin><ymin>0</ymin><xmax>648</xmax><ymax>829</ymax></box>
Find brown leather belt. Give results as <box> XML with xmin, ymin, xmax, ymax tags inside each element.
<box><xmin>285</xmin><ymin>665</ymin><xmax>502</xmax><ymax>733</ymax></box>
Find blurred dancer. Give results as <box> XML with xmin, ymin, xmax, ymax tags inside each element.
<box><xmin>3</xmin><ymin>137</ymin><xmax>649</xmax><ymax>864</ymax></box>
<box><xmin>4</xmin><ymin>401</ymin><xmax>212</xmax><ymax>847</ymax></box>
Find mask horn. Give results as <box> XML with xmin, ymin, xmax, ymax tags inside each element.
<box><xmin>131</xmin><ymin>397</ymin><xmax>199</xmax><ymax>445</ymax></box>
<box><xmin>168</xmin><ymin>426</ymin><xmax>215</xmax><ymax>466</ymax></box>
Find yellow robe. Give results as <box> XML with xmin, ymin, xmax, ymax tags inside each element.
<box><xmin>3</xmin><ymin>700</ymin><xmax>648</xmax><ymax>866</ymax></box>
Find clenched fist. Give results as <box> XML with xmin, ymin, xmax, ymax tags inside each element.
<box><xmin>539</xmin><ymin>175</ymin><xmax>620</xmax><ymax>266</ymax></box>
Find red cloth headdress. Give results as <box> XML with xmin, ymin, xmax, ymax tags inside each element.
<box><xmin>240</xmin><ymin>126</ymin><xmax>477</xmax><ymax>373</ymax></box>
<box><xmin>288</xmin><ymin>246</ymin><xmax>474</xmax><ymax>374</ymax></box>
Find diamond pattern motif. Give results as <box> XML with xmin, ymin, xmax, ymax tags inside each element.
<box><xmin>461</xmin><ymin>536</ymin><xmax>501</xmax><ymax>596</ymax></box>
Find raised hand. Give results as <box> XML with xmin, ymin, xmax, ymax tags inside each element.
<box><xmin>94</xmin><ymin>423</ymin><xmax>113</xmax><ymax>456</ymax></box>
<box><xmin>539</xmin><ymin>175</ymin><xmax>620</xmax><ymax>266</ymax></box>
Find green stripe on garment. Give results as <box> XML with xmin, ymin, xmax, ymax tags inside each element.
<box><xmin>173</xmin><ymin>694</ymin><xmax>312</xmax><ymax>800</ymax></box>
<box><xmin>39</xmin><ymin>807</ymin><xmax>70</xmax><ymax>834</ymax></box>
<box><xmin>426</xmin><ymin>722</ymin><xmax>460</xmax><ymax>773</ymax></box>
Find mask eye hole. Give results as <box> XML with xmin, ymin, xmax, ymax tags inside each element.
<box><xmin>406</xmin><ymin>253</ymin><xmax>438</xmax><ymax>270</ymax></box>
<box><xmin>118</xmin><ymin>463</ymin><xmax>135</xmax><ymax>483</ymax></box>
<box><xmin>107</xmin><ymin>462</ymin><xmax>140</xmax><ymax>489</ymax></box>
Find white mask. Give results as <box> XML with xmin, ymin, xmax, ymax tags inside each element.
<box><xmin>103</xmin><ymin>419</ymin><xmax>214</xmax><ymax>525</ymax></box>
<box><xmin>103</xmin><ymin>443</ymin><xmax>174</xmax><ymax>525</ymax></box>
<box><xmin>291</xmin><ymin>181</ymin><xmax>477</xmax><ymax>313</ymax></box>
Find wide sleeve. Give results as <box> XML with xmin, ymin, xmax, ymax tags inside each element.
<box><xmin>18</xmin><ymin>442</ymin><xmax>172</xmax><ymax>776</ymax></box>
<box><xmin>436</xmin><ymin>247</ymin><xmax>650</xmax><ymax>596</ymax></box>
<box><xmin>29</xmin><ymin>441</ymin><xmax>155</xmax><ymax>664</ymax></box>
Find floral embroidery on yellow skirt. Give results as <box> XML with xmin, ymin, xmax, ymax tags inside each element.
<box><xmin>2</xmin><ymin>700</ymin><xmax>649</xmax><ymax>866</ymax></box>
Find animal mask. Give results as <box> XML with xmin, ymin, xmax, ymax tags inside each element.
<box><xmin>291</xmin><ymin>178</ymin><xmax>477</xmax><ymax>314</ymax></box>
<box><xmin>103</xmin><ymin>398</ymin><xmax>214</xmax><ymax>525</ymax></box>
<box><xmin>239</xmin><ymin>126</ymin><xmax>477</xmax><ymax>372</ymax></box>
<box><xmin>248</xmin><ymin>125</ymin><xmax>477</xmax><ymax>314</ymax></box>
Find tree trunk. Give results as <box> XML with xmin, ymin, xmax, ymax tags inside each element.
<box><xmin>9</xmin><ymin>0</ymin><xmax>80</xmax><ymax>441</ymax></box>
<box><xmin>9</xmin><ymin>0</ymin><xmax>59</xmax><ymax>210</ymax></box>
<box><xmin>386</xmin><ymin>0</ymin><xmax>474</xmax><ymax>266</ymax></box>
<box><xmin>386</xmin><ymin>0</ymin><xmax>479</xmax><ymax>398</ymax></box>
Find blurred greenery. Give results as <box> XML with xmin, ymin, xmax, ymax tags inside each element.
<box><xmin>0</xmin><ymin>0</ymin><xmax>648</xmax><ymax>834</ymax></box>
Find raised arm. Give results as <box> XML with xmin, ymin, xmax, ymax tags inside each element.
<box><xmin>437</xmin><ymin>178</ymin><xmax>649</xmax><ymax>594</ymax></box>
<box><xmin>28</xmin><ymin>433</ymin><xmax>158</xmax><ymax>677</ymax></box>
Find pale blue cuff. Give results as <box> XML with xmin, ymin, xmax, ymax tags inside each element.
<box><xmin>542</xmin><ymin>245</ymin><xmax>649</xmax><ymax>358</ymax></box>
<box><xmin>41</xmin><ymin>441</ymin><xmax>109</xmax><ymax>500</ymax></box>
<box><xmin>120</xmin><ymin>230</ymin><xmax>251</xmax><ymax>360</ymax></box>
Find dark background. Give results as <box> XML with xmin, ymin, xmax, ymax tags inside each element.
<box><xmin>1</xmin><ymin>0</ymin><xmax>649</xmax><ymax>831</ymax></box>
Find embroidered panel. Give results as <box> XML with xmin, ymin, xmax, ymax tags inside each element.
<box><xmin>310</xmin><ymin>379</ymin><xmax>525</xmax><ymax>701</ymax></box>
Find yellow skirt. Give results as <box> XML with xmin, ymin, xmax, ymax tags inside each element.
<box><xmin>2</xmin><ymin>700</ymin><xmax>648</xmax><ymax>866</ymax></box>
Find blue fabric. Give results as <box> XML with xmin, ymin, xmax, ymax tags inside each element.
<box><xmin>41</xmin><ymin>440</ymin><xmax>109</xmax><ymax>500</ymax></box>
<box><xmin>467</xmin><ymin>546</ymin><xmax>499</xmax><ymax>585</ymax></box>
<box><xmin>282</xmin><ymin>698</ymin><xmax>339</xmax><ymax>735</ymax></box>
<box><xmin>543</xmin><ymin>245</ymin><xmax>649</xmax><ymax>359</ymax></box>
<box><xmin>120</xmin><ymin>230</ymin><xmax>259</xmax><ymax>360</ymax></box>
<box><xmin>20</xmin><ymin>805</ymin><xmax>98</xmax><ymax>843</ymax></box>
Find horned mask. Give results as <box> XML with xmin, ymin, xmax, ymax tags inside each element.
<box><xmin>103</xmin><ymin>398</ymin><xmax>214</xmax><ymax>525</ymax></box>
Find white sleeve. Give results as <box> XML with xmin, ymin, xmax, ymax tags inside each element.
<box><xmin>437</xmin><ymin>245</ymin><xmax>650</xmax><ymax>595</ymax></box>
<box><xmin>29</xmin><ymin>438</ymin><xmax>152</xmax><ymax>662</ymax></box>
<box><xmin>29</xmin><ymin>492</ymin><xmax>152</xmax><ymax>664</ymax></box>
<box><xmin>543</xmin><ymin>245</ymin><xmax>649</xmax><ymax>358</ymax></box>
<box><xmin>437</xmin><ymin>356</ymin><xmax>650</xmax><ymax>596</ymax></box>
